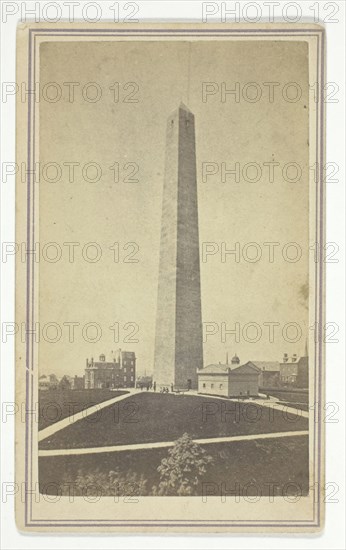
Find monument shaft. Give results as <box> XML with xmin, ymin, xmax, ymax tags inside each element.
<box><xmin>154</xmin><ymin>104</ymin><xmax>203</xmax><ymax>389</ymax></box>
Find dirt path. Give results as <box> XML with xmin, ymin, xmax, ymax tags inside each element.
<box><xmin>39</xmin><ymin>430</ymin><xmax>308</xmax><ymax>457</ymax></box>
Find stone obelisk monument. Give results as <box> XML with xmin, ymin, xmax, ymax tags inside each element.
<box><xmin>153</xmin><ymin>104</ymin><xmax>203</xmax><ymax>390</ymax></box>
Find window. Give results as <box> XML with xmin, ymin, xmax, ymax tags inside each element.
<box><xmin>124</xmin><ymin>376</ymin><xmax>126</xmax><ymax>382</ymax></box>
<box><xmin>202</xmin><ymin>383</ymin><xmax>206</xmax><ymax>388</ymax></box>
<box><xmin>131</xmin><ymin>376</ymin><xmax>134</xmax><ymax>382</ymax></box>
<box><xmin>211</xmin><ymin>383</ymin><xmax>214</xmax><ymax>389</ymax></box>
<box><xmin>219</xmin><ymin>384</ymin><xmax>223</xmax><ymax>389</ymax></box>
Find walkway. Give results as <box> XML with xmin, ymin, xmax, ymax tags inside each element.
<box><xmin>39</xmin><ymin>388</ymin><xmax>308</xmax><ymax>444</ymax></box>
<box><xmin>38</xmin><ymin>390</ymin><xmax>136</xmax><ymax>442</ymax></box>
<box><xmin>243</xmin><ymin>397</ymin><xmax>309</xmax><ymax>419</ymax></box>
<box><xmin>39</xmin><ymin>430</ymin><xmax>308</xmax><ymax>457</ymax></box>
<box><xmin>187</xmin><ymin>391</ymin><xmax>309</xmax><ymax>419</ymax></box>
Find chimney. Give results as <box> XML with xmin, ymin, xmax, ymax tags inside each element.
<box><xmin>283</xmin><ymin>353</ymin><xmax>288</xmax><ymax>363</ymax></box>
<box><xmin>226</xmin><ymin>352</ymin><xmax>229</xmax><ymax>365</ymax></box>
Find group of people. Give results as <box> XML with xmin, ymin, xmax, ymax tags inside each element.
<box><xmin>160</xmin><ymin>383</ymin><xmax>174</xmax><ymax>393</ymax></box>
<box><xmin>138</xmin><ymin>382</ymin><xmax>155</xmax><ymax>391</ymax></box>
<box><xmin>137</xmin><ymin>381</ymin><xmax>176</xmax><ymax>393</ymax></box>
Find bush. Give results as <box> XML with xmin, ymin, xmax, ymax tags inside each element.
<box><xmin>153</xmin><ymin>433</ymin><xmax>214</xmax><ymax>496</ymax></box>
<box><xmin>58</xmin><ymin>468</ymin><xmax>147</xmax><ymax>497</ymax></box>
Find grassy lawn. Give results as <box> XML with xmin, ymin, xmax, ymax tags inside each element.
<box><xmin>268</xmin><ymin>390</ymin><xmax>309</xmax><ymax>404</ymax></box>
<box><xmin>39</xmin><ymin>392</ymin><xmax>308</xmax><ymax>449</ymax></box>
<box><xmin>39</xmin><ymin>389</ymin><xmax>128</xmax><ymax>430</ymax></box>
<box><xmin>39</xmin><ymin>435</ymin><xmax>309</xmax><ymax>497</ymax></box>
<box><xmin>280</xmin><ymin>402</ymin><xmax>309</xmax><ymax>412</ymax></box>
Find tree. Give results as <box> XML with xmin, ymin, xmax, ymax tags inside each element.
<box><xmin>153</xmin><ymin>433</ymin><xmax>214</xmax><ymax>496</ymax></box>
<box><xmin>59</xmin><ymin>375</ymin><xmax>71</xmax><ymax>391</ymax></box>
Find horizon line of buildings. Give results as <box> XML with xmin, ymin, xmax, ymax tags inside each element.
<box><xmin>39</xmin><ymin>349</ymin><xmax>308</xmax><ymax>397</ymax></box>
<box><xmin>197</xmin><ymin>352</ymin><xmax>308</xmax><ymax>398</ymax></box>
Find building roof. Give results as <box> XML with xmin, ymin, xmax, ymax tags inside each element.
<box><xmin>250</xmin><ymin>361</ymin><xmax>281</xmax><ymax>372</ymax></box>
<box><xmin>280</xmin><ymin>356</ymin><xmax>308</xmax><ymax>367</ymax></box>
<box><xmin>281</xmin><ymin>356</ymin><xmax>303</xmax><ymax>364</ymax></box>
<box><xmin>201</xmin><ymin>363</ymin><xmax>234</xmax><ymax>373</ymax></box>
<box><xmin>198</xmin><ymin>362</ymin><xmax>260</xmax><ymax>375</ymax></box>
<box><xmin>87</xmin><ymin>350</ymin><xmax>136</xmax><ymax>367</ymax></box>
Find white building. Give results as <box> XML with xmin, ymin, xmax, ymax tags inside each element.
<box><xmin>197</xmin><ymin>360</ymin><xmax>260</xmax><ymax>398</ymax></box>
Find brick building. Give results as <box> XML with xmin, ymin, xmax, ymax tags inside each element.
<box><xmin>224</xmin><ymin>353</ymin><xmax>308</xmax><ymax>389</ymax></box>
<box><xmin>85</xmin><ymin>349</ymin><xmax>136</xmax><ymax>389</ymax></box>
<box><xmin>280</xmin><ymin>353</ymin><xmax>309</xmax><ymax>388</ymax></box>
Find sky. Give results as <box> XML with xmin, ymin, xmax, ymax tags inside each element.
<box><xmin>38</xmin><ymin>39</ymin><xmax>310</xmax><ymax>377</ymax></box>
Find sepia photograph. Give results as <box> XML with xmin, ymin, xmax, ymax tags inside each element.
<box><xmin>14</xmin><ymin>22</ymin><xmax>325</xmax><ymax>533</ymax></box>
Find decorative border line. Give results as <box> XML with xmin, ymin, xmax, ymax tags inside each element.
<box><xmin>24</xmin><ymin>26</ymin><xmax>325</xmax><ymax>529</ymax></box>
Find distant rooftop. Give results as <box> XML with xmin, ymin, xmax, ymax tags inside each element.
<box><xmin>250</xmin><ymin>361</ymin><xmax>281</xmax><ymax>372</ymax></box>
<box><xmin>201</xmin><ymin>363</ymin><xmax>254</xmax><ymax>372</ymax></box>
